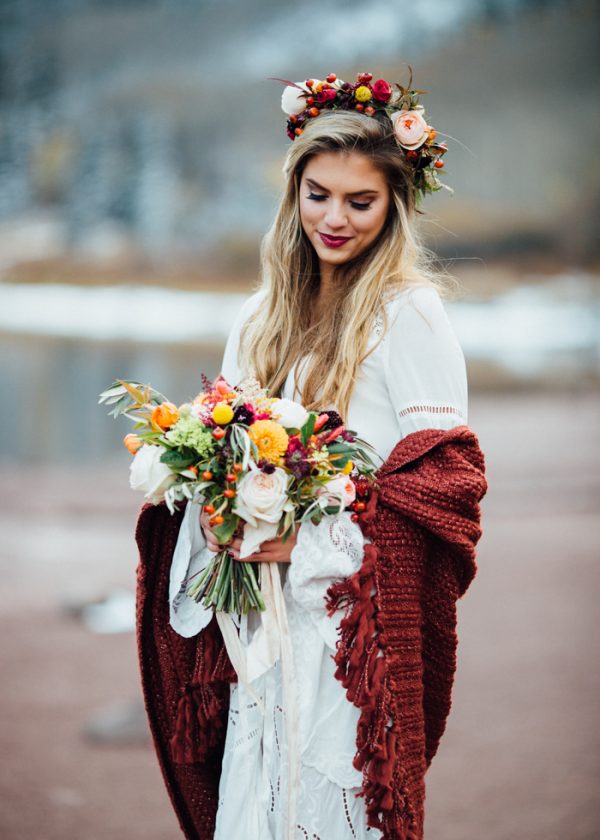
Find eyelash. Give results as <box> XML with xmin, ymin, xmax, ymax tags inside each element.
<box><xmin>306</xmin><ymin>192</ymin><xmax>372</xmax><ymax>211</ymax></box>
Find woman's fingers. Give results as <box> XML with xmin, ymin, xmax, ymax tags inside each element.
<box><xmin>199</xmin><ymin>508</ymin><xmax>241</xmax><ymax>552</ymax></box>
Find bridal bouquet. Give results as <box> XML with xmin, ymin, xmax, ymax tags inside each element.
<box><xmin>99</xmin><ymin>374</ymin><xmax>378</xmax><ymax>614</ymax></box>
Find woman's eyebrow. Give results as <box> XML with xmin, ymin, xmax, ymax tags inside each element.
<box><xmin>305</xmin><ymin>177</ymin><xmax>379</xmax><ymax>196</ymax></box>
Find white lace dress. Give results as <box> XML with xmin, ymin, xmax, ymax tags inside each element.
<box><xmin>168</xmin><ymin>285</ymin><xmax>468</xmax><ymax>840</ymax></box>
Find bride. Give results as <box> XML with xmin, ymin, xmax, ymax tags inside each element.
<box><xmin>138</xmin><ymin>72</ymin><xmax>484</xmax><ymax>840</ymax></box>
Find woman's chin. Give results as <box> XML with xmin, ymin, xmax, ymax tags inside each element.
<box><xmin>314</xmin><ymin>242</ymin><xmax>356</xmax><ymax>266</ymax></box>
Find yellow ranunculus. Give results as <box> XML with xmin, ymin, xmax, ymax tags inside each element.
<box><xmin>248</xmin><ymin>420</ymin><xmax>289</xmax><ymax>464</ymax></box>
<box><xmin>212</xmin><ymin>402</ymin><xmax>234</xmax><ymax>425</ymax></box>
<box><xmin>354</xmin><ymin>85</ymin><xmax>372</xmax><ymax>103</ymax></box>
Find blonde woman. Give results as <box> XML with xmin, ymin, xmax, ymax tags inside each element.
<box><xmin>137</xmin><ymin>73</ymin><xmax>487</xmax><ymax>840</ymax></box>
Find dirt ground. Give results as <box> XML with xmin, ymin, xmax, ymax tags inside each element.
<box><xmin>0</xmin><ymin>390</ymin><xmax>598</xmax><ymax>840</ymax></box>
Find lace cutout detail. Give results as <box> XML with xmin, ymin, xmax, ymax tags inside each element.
<box><xmin>343</xmin><ymin>789</ymin><xmax>358</xmax><ymax>838</ymax></box>
<box><xmin>327</xmin><ymin>517</ymin><xmax>365</xmax><ymax>567</ymax></box>
<box><xmin>398</xmin><ymin>403</ymin><xmax>466</xmax><ymax>420</ymax></box>
<box><xmin>372</xmin><ymin>312</ymin><xmax>384</xmax><ymax>338</ymax></box>
<box><xmin>274</xmin><ymin>704</ymin><xmax>283</xmax><ymax>757</ymax></box>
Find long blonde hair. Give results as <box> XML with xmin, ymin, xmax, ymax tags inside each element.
<box><xmin>240</xmin><ymin>110</ymin><xmax>454</xmax><ymax>420</ymax></box>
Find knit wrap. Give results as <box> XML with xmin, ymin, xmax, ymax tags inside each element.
<box><xmin>135</xmin><ymin>425</ymin><xmax>487</xmax><ymax>840</ymax></box>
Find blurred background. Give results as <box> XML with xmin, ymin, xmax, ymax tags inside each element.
<box><xmin>0</xmin><ymin>0</ymin><xmax>598</xmax><ymax>838</ymax></box>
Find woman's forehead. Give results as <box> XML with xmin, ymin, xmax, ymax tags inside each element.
<box><xmin>301</xmin><ymin>151</ymin><xmax>386</xmax><ymax>191</ymax></box>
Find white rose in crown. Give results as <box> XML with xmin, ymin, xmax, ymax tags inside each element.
<box><xmin>281</xmin><ymin>81</ymin><xmax>319</xmax><ymax>116</ymax></box>
<box><xmin>392</xmin><ymin>108</ymin><xmax>430</xmax><ymax>150</ymax></box>
<box><xmin>235</xmin><ymin>464</ymin><xmax>294</xmax><ymax>558</ymax></box>
<box><xmin>269</xmin><ymin>397</ymin><xmax>309</xmax><ymax>429</ymax></box>
<box><xmin>129</xmin><ymin>444</ymin><xmax>175</xmax><ymax>503</ymax></box>
<box><xmin>317</xmin><ymin>474</ymin><xmax>356</xmax><ymax>511</ymax></box>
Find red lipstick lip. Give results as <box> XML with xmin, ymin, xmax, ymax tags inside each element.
<box><xmin>318</xmin><ymin>232</ymin><xmax>353</xmax><ymax>248</ymax></box>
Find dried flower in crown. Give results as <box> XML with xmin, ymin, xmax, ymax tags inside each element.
<box><xmin>271</xmin><ymin>68</ymin><xmax>452</xmax><ymax>206</ymax></box>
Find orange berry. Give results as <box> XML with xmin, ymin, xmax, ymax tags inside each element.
<box><xmin>202</xmin><ymin>470</ymin><xmax>213</xmax><ymax>480</ymax></box>
<box><xmin>355</xmin><ymin>501</ymin><xmax>366</xmax><ymax>512</ymax></box>
<box><xmin>364</xmin><ymin>106</ymin><xmax>375</xmax><ymax>116</ymax></box>
<box><xmin>204</xmin><ymin>504</ymin><xmax>215</xmax><ymax>514</ymax></box>
<box><xmin>294</xmin><ymin>127</ymin><xmax>303</xmax><ymax>136</ymax></box>
<box><xmin>306</xmin><ymin>96</ymin><xmax>315</xmax><ymax>106</ymax></box>
<box><xmin>212</xmin><ymin>427</ymin><xmax>226</xmax><ymax>439</ymax></box>
<box><xmin>225</xmin><ymin>473</ymin><xmax>237</xmax><ymax>483</ymax></box>
<box><xmin>309</xmin><ymin>107</ymin><xmax>319</xmax><ymax>117</ymax></box>
<box><xmin>434</xmin><ymin>160</ymin><xmax>444</xmax><ymax>169</ymax></box>
<box><xmin>305</xmin><ymin>79</ymin><xmax>314</xmax><ymax>88</ymax></box>
<box><xmin>326</xmin><ymin>73</ymin><xmax>337</xmax><ymax>83</ymax></box>
<box><xmin>188</xmin><ymin>465</ymin><xmax>198</xmax><ymax>475</ymax></box>
<box><xmin>355</xmin><ymin>103</ymin><xmax>364</xmax><ymax>112</ymax></box>
<box><xmin>223</xmin><ymin>489</ymin><xmax>236</xmax><ymax>499</ymax></box>
<box><xmin>212</xmin><ymin>514</ymin><xmax>224</xmax><ymax>526</ymax></box>
<box><xmin>233</xmin><ymin>463</ymin><xmax>244</xmax><ymax>473</ymax></box>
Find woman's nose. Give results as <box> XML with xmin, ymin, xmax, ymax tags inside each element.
<box><xmin>323</xmin><ymin>202</ymin><xmax>348</xmax><ymax>229</ymax></box>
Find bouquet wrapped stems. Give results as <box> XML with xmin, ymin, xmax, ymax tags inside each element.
<box><xmin>186</xmin><ymin>550</ymin><xmax>266</xmax><ymax>614</ymax></box>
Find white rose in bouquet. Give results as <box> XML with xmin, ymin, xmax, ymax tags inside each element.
<box><xmin>129</xmin><ymin>444</ymin><xmax>175</xmax><ymax>503</ymax></box>
<box><xmin>317</xmin><ymin>474</ymin><xmax>356</xmax><ymax>511</ymax></box>
<box><xmin>269</xmin><ymin>397</ymin><xmax>309</xmax><ymax>429</ymax></box>
<box><xmin>235</xmin><ymin>464</ymin><xmax>294</xmax><ymax>558</ymax></box>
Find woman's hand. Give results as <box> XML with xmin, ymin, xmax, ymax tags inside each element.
<box><xmin>199</xmin><ymin>509</ymin><xmax>297</xmax><ymax>563</ymax></box>
<box><xmin>229</xmin><ymin>528</ymin><xmax>298</xmax><ymax>564</ymax></box>
<box><xmin>200</xmin><ymin>507</ymin><xmax>228</xmax><ymax>554</ymax></box>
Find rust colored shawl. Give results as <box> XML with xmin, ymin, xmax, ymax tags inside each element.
<box><xmin>135</xmin><ymin>425</ymin><xmax>487</xmax><ymax>839</ymax></box>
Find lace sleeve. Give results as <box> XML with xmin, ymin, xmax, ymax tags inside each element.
<box><xmin>168</xmin><ymin>499</ymin><xmax>215</xmax><ymax>638</ymax></box>
<box><xmin>287</xmin><ymin>510</ymin><xmax>365</xmax><ymax>650</ymax></box>
<box><xmin>383</xmin><ymin>286</ymin><xmax>468</xmax><ymax>437</ymax></box>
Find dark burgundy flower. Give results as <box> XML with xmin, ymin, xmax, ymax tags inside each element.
<box><xmin>233</xmin><ymin>403</ymin><xmax>255</xmax><ymax>425</ymax></box>
<box><xmin>285</xmin><ymin>449</ymin><xmax>311</xmax><ymax>479</ymax></box>
<box><xmin>371</xmin><ymin>79</ymin><xmax>392</xmax><ymax>103</ymax></box>
<box><xmin>318</xmin><ymin>410</ymin><xmax>344</xmax><ymax>432</ymax></box>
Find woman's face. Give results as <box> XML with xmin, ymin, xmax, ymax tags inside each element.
<box><xmin>298</xmin><ymin>150</ymin><xmax>391</xmax><ymax>277</ymax></box>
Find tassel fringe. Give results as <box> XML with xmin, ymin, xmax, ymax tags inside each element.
<box><xmin>326</xmin><ymin>489</ymin><xmax>421</xmax><ymax>839</ymax></box>
<box><xmin>170</xmin><ymin>617</ymin><xmax>236</xmax><ymax>765</ymax></box>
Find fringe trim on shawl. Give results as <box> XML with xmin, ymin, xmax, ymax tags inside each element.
<box><xmin>170</xmin><ymin>617</ymin><xmax>237</xmax><ymax>765</ymax></box>
<box><xmin>326</xmin><ymin>489</ymin><xmax>421</xmax><ymax>840</ymax></box>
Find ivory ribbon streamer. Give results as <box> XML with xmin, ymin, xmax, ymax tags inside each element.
<box><xmin>216</xmin><ymin>562</ymin><xmax>299</xmax><ymax>840</ymax></box>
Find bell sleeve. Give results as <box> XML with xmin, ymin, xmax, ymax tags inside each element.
<box><xmin>383</xmin><ymin>286</ymin><xmax>468</xmax><ymax>438</ymax></box>
<box><xmin>286</xmin><ymin>510</ymin><xmax>366</xmax><ymax>650</ymax></box>
<box><xmin>220</xmin><ymin>289</ymin><xmax>266</xmax><ymax>386</ymax></box>
<box><xmin>168</xmin><ymin>500</ymin><xmax>216</xmax><ymax>638</ymax></box>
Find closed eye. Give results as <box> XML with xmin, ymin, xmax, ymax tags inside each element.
<box><xmin>306</xmin><ymin>192</ymin><xmax>372</xmax><ymax>211</ymax></box>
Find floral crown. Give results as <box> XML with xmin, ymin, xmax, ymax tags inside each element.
<box><xmin>272</xmin><ymin>68</ymin><xmax>452</xmax><ymax>205</ymax></box>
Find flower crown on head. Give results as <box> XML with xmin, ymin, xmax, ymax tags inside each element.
<box><xmin>271</xmin><ymin>68</ymin><xmax>452</xmax><ymax>205</ymax></box>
